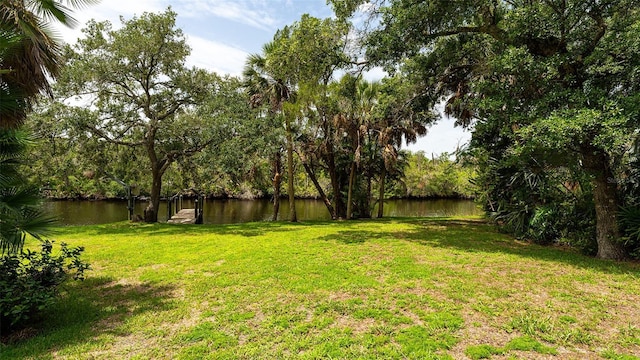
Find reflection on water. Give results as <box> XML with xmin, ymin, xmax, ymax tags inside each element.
<box><xmin>42</xmin><ymin>198</ymin><xmax>482</xmax><ymax>226</ymax></box>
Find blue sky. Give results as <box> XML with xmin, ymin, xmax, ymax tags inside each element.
<box><xmin>55</xmin><ymin>0</ymin><xmax>470</xmax><ymax>155</ymax></box>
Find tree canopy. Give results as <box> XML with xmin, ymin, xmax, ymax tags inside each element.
<box><xmin>52</xmin><ymin>9</ymin><xmax>250</xmax><ymax>222</ymax></box>
<box><xmin>330</xmin><ymin>0</ymin><xmax>640</xmax><ymax>259</ymax></box>
<box><xmin>16</xmin><ymin>2</ymin><xmax>640</xmax><ymax>259</ymax></box>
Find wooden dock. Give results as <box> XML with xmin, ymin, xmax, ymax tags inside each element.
<box><xmin>167</xmin><ymin>209</ymin><xmax>197</xmax><ymax>224</ymax></box>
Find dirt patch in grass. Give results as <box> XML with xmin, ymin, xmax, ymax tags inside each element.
<box><xmin>359</xmin><ymin>243</ymin><xmax>395</xmax><ymax>263</ymax></box>
<box><xmin>87</xmin><ymin>331</ymin><xmax>168</xmax><ymax>360</ymax></box>
<box><xmin>214</xmin><ymin>259</ymin><xmax>226</xmax><ymax>267</ymax></box>
<box><xmin>451</xmin><ymin>309</ymin><xmax>596</xmax><ymax>360</ymax></box>
<box><xmin>333</xmin><ymin>315</ymin><xmax>376</xmax><ymax>334</ymax></box>
<box><xmin>245</xmin><ymin>304</ymin><xmax>267</xmax><ymax>327</ymax></box>
<box><xmin>399</xmin><ymin>309</ymin><xmax>425</xmax><ymax>327</ymax></box>
<box><xmin>327</xmin><ymin>291</ymin><xmax>355</xmax><ymax>302</ymax></box>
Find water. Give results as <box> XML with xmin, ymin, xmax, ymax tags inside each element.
<box><xmin>42</xmin><ymin>198</ymin><xmax>482</xmax><ymax>225</ymax></box>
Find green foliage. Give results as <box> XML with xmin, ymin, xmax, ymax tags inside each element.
<box><xmin>329</xmin><ymin>0</ymin><xmax>640</xmax><ymax>259</ymax></box>
<box><xmin>266</xmin><ymin>14</ymin><xmax>349</xmax><ymax>86</ymax></box>
<box><xmin>1</xmin><ymin>129</ymin><xmax>56</xmax><ymax>254</ymax></box>
<box><xmin>0</xmin><ymin>240</ymin><xmax>89</xmax><ymax>334</ymax></box>
<box><xmin>521</xmin><ymin>106</ymin><xmax>634</xmax><ymax>159</ymax></box>
<box><xmin>619</xmin><ymin>206</ymin><xmax>640</xmax><ymax>259</ymax></box>
<box><xmin>0</xmin><ymin>0</ymin><xmax>98</xmax><ymax>127</ymax></box>
<box><xmin>260</xmin><ymin>15</ymin><xmax>354</xmax><ymax>221</ymax></box>
<box><xmin>41</xmin><ymin>9</ymin><xmax>250</xmax><ymax>222</ymax></box>
<box><xmin>472</xmin><ymin>141</ymin><xmax>600</xmax><ymax>250</ymax></box>
<box><xmin>401</xmin><ymin>152</ymin><xmax>475</xmax><ymax>198</ymax></box>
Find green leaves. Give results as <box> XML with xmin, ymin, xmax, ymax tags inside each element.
<box><xmin>33</xmin><ymin>9</ymin><xmax>255</xmax><ymax>221</ymax></box>
<box><xmin>0</xmin><ymin>129</ymin><xmax>56</xmax><ymax>254</ymax></box>
<box><xmin>521</xmin><ymin>106</ymin><xmax>633</xmax><ymax>157</ymax></box>
<box><xmin>331</xmin><ymin>0</ymin><xmax>640</xmax><ymax>257</ymax></box>
<box><xmin>0</xmin><ymin>239</ymin><xmax>89</xmax><ymax>333</ymax></box>
<box><xmin>267</xmin><ymin>14</ymin><xmax>350</xmax><ymax>87</ymax></box>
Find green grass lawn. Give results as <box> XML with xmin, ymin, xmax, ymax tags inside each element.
<box><xmin>2</xmin><ymin>217</ymin><xmax>639</xmax><ymax>359</ymax></box>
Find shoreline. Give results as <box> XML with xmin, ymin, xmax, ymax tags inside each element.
<box><xmin>45</xmin><ymin>194</ymin><xmax>476</xmax><ymax>202</ymax></box>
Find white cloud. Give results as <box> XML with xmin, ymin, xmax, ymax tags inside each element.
<box><xmin>405</xmin><ymin>117</ymin><xmax>472</xmax><ymax>156</ymax></box>
<box><xmin>51</xmin><ymin>1</ymin><xmax>250</xmax><ymax>76</ymax></box>
<box><xmin>186</xmin><ymin>35</ymin><xmax>249</xmax><ymax>76</ymax></box>
<box><xmin>172</xmin><ymin>0</ymin><xmax>277</xmax><ymax>30</ymax></box>
<box><xmin>52</xmin><ymin>0</ymin><xmax>166</xmax><ymax>44</ymax></box>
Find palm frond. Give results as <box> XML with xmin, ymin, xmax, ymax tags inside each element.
<box><xmin>27</xmin><ymin>0</ymin><xmax>99</xmax><ymax>28</ymax></box>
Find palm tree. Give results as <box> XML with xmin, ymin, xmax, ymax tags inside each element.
<box><xmin>0</xmin><ymin>129</ymin><xmax>55</xmax><ymax>254</ymax></box>
<box><xmin>374</xmin><ymin>79</ymin><xmax>432</xmax><ymax>218</ymax></box>
<box><xmin>334</xmin><ymin>76</ymin><xmax>380</xmax><ymax>220</ymax></box>
<box><xmin>242</xmin><ymin>46</ymin><xmax>297</xmax><ymax>222</ymax></box>
<box><xmin>1</xmin><ymin>0</ymin><xmax>97</xmax><ymax>127</ymax></box>
<box><xmin>1</xmin><ymin>0</ymin><xmax>96</xmax><ymax>252</ymax></box>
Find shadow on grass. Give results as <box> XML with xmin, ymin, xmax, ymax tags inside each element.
<box><xmin>55</xmin><ymin>218</ymin><xmax>378</xmax><ymax>240</ymax></box>
<box><xmin>1</xmin><ymin>276</ymin><xmax>178</xmax><ymax>358</ymax></box>
<box><xmin>320</xmin><ymin>218</ymin><xmax>640</xmax><ymax>275</ymax></box>
<box><xmin>55</xmin><ymin>220</ymin><xmax>305</xmax><ymax>238</ymax></box>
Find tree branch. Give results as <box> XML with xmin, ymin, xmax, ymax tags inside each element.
<box><xmin>84</xmin><ymin>125</ymin><xmax>145</xmax><ymax>147</ymax></box>
<box><xmin>581</xmin><ymin>10</ymin><xmax>607</xmax><ymax>60</ymax></box>
<box><xmin>427</xmin><ymin>24</ymin><xmax>507</xmax><ymax>44</ymax></box>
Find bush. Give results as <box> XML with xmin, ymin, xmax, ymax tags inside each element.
<box><xmin>0</xmin><ymin>240</ymin><xmax>89</xmax><ymax>334</ymax></box>
<box><xmin>619</xmin><ymin>206</ymin><xmax>640</xmax><ymax>259</ymax></box>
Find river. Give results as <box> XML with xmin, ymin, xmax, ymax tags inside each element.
<box><xmin>42</xmin><ymin>198</ymin><xmax>482</xmax><ymax>225</ymax></box>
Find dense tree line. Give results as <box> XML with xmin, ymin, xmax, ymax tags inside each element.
<box><xmin>23</xmin><ymin>134</ymin><xmax>475</xmax><ymax>199</ymax></box>
<box><xmin>12</xmin><ymin>1</ymin><xmax>640</xmax><ymax>259</ymax></box>
<box><xmin>25</xmin><ymin>9</ymin><xmax>473</xmax><ymax>224</ymax></box>
<box><xmin>331</xmin><ymin>0</ymin><xmax>640</xmax><ymax>259</ymax></box>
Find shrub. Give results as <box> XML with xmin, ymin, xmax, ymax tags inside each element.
<box><xmin>0</xmin><ymin>240</ymin><xmax>89</xmax><ymax>334</ymax></box>
<box><xmin>619</xmin><ymin>206</ymin><xmax>640</xmax><ymax>259</ymax></box>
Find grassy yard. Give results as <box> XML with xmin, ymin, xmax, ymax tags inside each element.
<box><xmin>2</xmin><ymin>217</ymin><xmax>639</xmax><ymax>359</ymax></box>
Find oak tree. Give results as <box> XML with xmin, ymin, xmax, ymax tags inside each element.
<box><xmin>57</xmin><ymin>9</ymin><xmax>245</xmax><ymax>222</ymax></box>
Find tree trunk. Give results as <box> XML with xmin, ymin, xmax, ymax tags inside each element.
<box><xmin>285</xmin><ymin>118</ymin><xmax>297</xmax><ymax>222</ymax></box>
<box><xmin>320</xmin><ymin>104</ymin><xmax>345</xmax><ymax>219</ymax></box>
<box><xmin>326</xmin><ymin>151</ymin><xmax>345</xmax><ymax>219</ymax></box>
<box><xmin>581</xmin><ymin>146</ymin><xmax>626</xmax><ymax>260</ymax></box>
<box><xmin>271</xmin><ymin>151</ymin><xmax>282</xmax><ymax>221</ymax></box>
<box><xmin>361</xmin><ymin>173</ymin><xmax>372</xmax><ymax>218</ymax></box>
<box><xmin>299</xmin><ymin>153</ymin><xmax>335</xmax><ymax>218</ymax></box>
<box><xmin>377</xmin><ymin>165</ymin><xmax>386</xmax><ymax>218</ymax></box>
<box><xmin>346</xmin><ymin>161</ymin><xmax>356</xmax><ymax>219</ymax></box>
<box><xmin>145</xmin><ymin>166</ymin><xmax>162</xmax><ymax>223</ymax></box>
